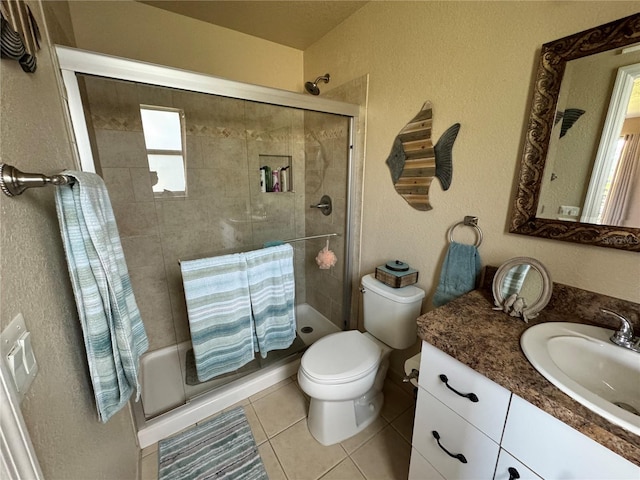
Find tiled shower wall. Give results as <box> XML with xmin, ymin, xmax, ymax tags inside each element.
<box><xmin>79</xmin><ymin>75</ymin><xmax>349</xmax><ymax>352</ymax></box>
<box><xmin>303</xmin><ymin>111</ymin><xmax>350</xmax><ymax>327</ymax></box>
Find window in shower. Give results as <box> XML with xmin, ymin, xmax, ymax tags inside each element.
<box><xmin>140</xmin><ymin>105</ymin><xmax>187</xmax><ymax>196</ymax></box>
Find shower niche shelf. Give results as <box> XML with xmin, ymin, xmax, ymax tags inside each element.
<box><xmin>259</xmin><ymin>154</ymin><xmax>292</xmax><ymax>193</ymax></box>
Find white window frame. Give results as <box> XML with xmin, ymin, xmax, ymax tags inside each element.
<box><xmin>139</xmin><ymin>104</ymin><xmax>187</xmax><ymax>196</ymax></box>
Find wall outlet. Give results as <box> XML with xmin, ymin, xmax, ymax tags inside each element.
<box><xmin>558</xmin><ymin>205</ymin><xmax>580</xmax><ymax>216</ymax></box>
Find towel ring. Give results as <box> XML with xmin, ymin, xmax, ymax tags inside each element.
<box><xmin>448</xmin><ymin>216</ymin><xmax>483</xmax><ymax>247</ymax></box>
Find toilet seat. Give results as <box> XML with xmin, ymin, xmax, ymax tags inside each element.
<box><xmin>300</xmin><ymin>330</ymin><xmax>381</xmax><ymax>385</ymax></box>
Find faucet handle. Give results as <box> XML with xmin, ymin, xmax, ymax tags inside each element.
<box><xmin>601</xmin><ymin>308</ymin><xmax>635</xmax><ymax>348</ymax></box>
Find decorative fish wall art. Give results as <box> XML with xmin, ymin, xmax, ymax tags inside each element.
<box><xmin>385</xmin><ymin>101</ymin><xmax>460</xmax><ymax>211</ymax></box>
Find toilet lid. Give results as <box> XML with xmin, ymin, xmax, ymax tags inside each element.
<box><xmin>301</xmin><ymin>330</ymin><xmax>381</xmax><ymax>384</ymax></box>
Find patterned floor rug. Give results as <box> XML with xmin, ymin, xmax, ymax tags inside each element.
<box><xmin>158</xmin><ymin>407</ymin><xmax>268</xmax><ymax>480</ymax></box>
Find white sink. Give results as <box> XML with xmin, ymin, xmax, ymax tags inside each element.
<box><xmin>520</xmin><ymin>322</ymin><xmax>640</xmax><ymax>436</ymax></box>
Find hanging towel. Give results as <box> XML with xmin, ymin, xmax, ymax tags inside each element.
<box><xmin>245</xmin><ymin>244</ymin><xmax>296</xmax><ymax>358</ymax></box>
<box><xmin>433</xmin><ymin>241</ymin><xmax>482</xmax><ymax>307</ymax></box>
<box><xmin>55</xmin><ymin>172</ymin><xmax>149</xmax><ymax>423</ymax></box>
<box><xmin>180</xmin><ymin>253</ymin><xmax>255</xmax><ymax>382</ymax></box>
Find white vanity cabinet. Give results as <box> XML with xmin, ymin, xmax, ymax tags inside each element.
<box><xmin>410</xmin><ymin>341</ymin><xmax>510</xmax><ymax>479</ymax></box>
<box><xmin>410</xmin><ymin>341</ymin><xmax>640</xmax><ymax>480</ymax></box>
<box><xmin>502</xmin><ymin>395</ymin><xmax>639</xmax><ymax>479</ymax></box>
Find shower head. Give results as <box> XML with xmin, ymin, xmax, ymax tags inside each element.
<box><xmin>305</xmin><ymin>73</ymin><xmax>330</xmax><ymax>95</ymax></box>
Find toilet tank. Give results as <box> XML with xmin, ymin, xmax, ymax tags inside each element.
<box><xmin>361</xmin><ymin>274</ymin><xmax>425</xmax><ymax>349</ymax></box>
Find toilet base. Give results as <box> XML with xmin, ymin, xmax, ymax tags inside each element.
<box><xmin>306</xmin><ymin>389</ymin><xmax>384</xmax><ymax>446</ymax></box>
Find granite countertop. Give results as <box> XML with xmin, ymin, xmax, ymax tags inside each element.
<box><xmin>416</xmin><ymin>288</ymin><xmax>640</xmax><ymax>467</ymax></box>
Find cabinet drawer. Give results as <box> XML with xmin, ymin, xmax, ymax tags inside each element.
<box><xmin>503</xmin><ymin>395</ymin><xmax>640</xmax><ymax>479</ymax></box>
<box><xmin>420</xmin><ymin>341</ymin><xmax>511</xmax><ymax>442</ymax></box>
<box><xmin>494</xmin><ymin>449</ymin><xmax>540</xmax><ymax>480</ymax></box>
<box><xmin>413</xmin><ymin>387</ymin><xmax>500</xmax><ymax>480</ymax></box>
<box><xmin>409</xmin><ymin>447</ymin><xmax>445</xmax><ymax>480</ymax></box>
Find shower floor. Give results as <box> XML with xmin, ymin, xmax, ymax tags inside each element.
<box><xmin>139</xmin><ymin>303</ymin><xmax>340</xmax><ymax>419</ymax></box>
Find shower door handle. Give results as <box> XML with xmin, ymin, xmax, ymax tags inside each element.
<box><xmin>309</xmin><ymin>195</ymin><xmax>332</xmax><ymax>216</ymax></box>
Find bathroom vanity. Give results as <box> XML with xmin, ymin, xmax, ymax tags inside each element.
<box><xmin>409</xmin><ymin>287</ymin><xmax>640</xmax><ymax>479</ymax></box>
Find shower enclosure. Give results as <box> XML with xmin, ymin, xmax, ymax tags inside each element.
<box><xmin>56</xmin><ymin>47</ymin><xmax>361</xmax><ymax>442</ymax></box>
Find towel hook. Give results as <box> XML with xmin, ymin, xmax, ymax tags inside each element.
<box><xmin>448</xmin><ymin>216</ymin><xmax>483</xmax><ymax>247</ymax></box>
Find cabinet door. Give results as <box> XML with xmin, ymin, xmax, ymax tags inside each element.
<box><xmin>420</xmin><ymin>341</ymin><xmax>510</xmax><ymax>442</ymax></box>
<box><xmin>503</xmin><ymin>395</ymin><xmax>640</xmax><ymax>479</ymax></box>
<box><xmin>413</xmin><ymin>387</ymin><xmax>500</xmax><ymax>480</ymax></box>
<box><xmin>409</xmin><ymin>447</ymin><xmax>445</xmax><ymax>480</ymax></box>
<box><xmin>494</xmin><ymin>449</ymin><xmax>541</xmax><ymax>480</ymax></box>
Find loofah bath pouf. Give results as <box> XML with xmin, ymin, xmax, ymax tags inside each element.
<box><xmin>316</xmin><ymin>244</ymin><xmax>337</xmax><ymax>270</ymax></box>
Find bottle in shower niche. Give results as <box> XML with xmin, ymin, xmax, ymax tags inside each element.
<box><xmin>262</xmin><ymin>166</ymin><xmax>272</xmax><ymax>192</ymax></box>
<box><xmin>259</xmin><ymin>166</ymin><xmax>267</xmax><ymax>193</ymax></box>
<box><xmin>280</xmin><ymin>166</ymin><xmax>289</xmax><ymax>192</ymax></box>
<box><xmin>272</xmin><ymin>169</ymin><xmax>280</xmax><ymax>192</ymax></box>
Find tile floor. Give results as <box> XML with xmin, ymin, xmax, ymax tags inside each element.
<box><xmin>140</xmin><ymin>375</ymin><xmax>416</xmax><ymax>480</ymax></box>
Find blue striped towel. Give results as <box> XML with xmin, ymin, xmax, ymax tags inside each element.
<box><xmin>245</xmin><ymin>244</ymin><xmax>296</xmax><ymax>358</ymax></box>
<box><xmin>180</xmin><ymin>254</ymin><xmax>255</xmax><ymax>382</ymax></box>
<box><xmin>55</xmin><ymin>172</ymin><xmax>149</xmax><ymax>423</ymax></box>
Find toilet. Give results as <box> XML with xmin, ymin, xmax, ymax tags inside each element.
<box><xmin>297</xmin><ymin>273</ymin><xmax>425</xmax><ymax>445</ymax></box>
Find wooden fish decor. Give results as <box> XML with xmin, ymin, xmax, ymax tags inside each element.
<box><xmin>386</xmin><ymin>101</ymin><xmax>460</xmax><ymax>211</ymax></box>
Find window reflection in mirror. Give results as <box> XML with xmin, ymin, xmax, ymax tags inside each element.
<box><xmin>588</xmin><ymin>77</ymin><xmax>640</xmax><ymax>226</ymax></box>
<box><xmin>140</xmin><ymin>106</ymin><xmax>187</xmax><ymax>196</ymax></box>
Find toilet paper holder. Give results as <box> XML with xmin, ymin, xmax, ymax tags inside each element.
<box><xmin>403</xmin><ymin>368</ymin><xmax>419</xmax><ymax>383</ymax></box>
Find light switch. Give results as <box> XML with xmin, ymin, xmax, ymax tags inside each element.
<box><xmin>6</xmin><ymin>343</ymin><xmax>27</xmax><ymax>392</ymax></box>
<box><xmin>1</xmin><ymin>313</ymin><xmax>38</xmax><ymax>401</ymax></box>
<box><xmin>18</xmin><ymin>331</ymin><xmax>36</xmax><ymax>373</ymax></box>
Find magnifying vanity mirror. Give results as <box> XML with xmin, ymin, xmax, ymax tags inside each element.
<box><xmin>510</xmin><ymin>13</ymin><xmax>640</xmax><ymax>251</ymax></box>
<box><xmin>492</xmin><ymin>257</ymin><xmax>552</xmax><ymax>323</ymax></box>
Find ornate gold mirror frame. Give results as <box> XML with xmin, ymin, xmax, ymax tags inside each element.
<box><xmin>510</xmin><ymin>13</ymin><xmax>640</xmax><ymax>251</ymax></box>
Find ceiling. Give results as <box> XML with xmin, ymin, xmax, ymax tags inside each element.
<box><xmin>138</xmin><ymin>1</ymin><xmax>368</xmax><ymax>50</ymax></box>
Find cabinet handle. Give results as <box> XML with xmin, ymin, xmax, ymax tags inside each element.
<box><xmin>508</xmin><ymin>467</ymin><xmax>520</xmax><ymax>480</ymax></box>
<box><xmin>438</xmin><ymin>374</ymin><xmax>479</xmax><ymax>402</ymax></box>
<box><xmin>431</xmin><ymin>430</ymin><xmax>467</xmax><ymax>464</ymax></box>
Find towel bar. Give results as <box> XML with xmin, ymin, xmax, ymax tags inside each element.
<box><xmin>178</xmin><ymin>233</ymin><xmax>340</xmax><ymax>264</ymax></box>
<box><xmin>0</xmin><ymin>163</ymin><xmax>74</xmax><ymax>197</ymax></box>
<box><xmin>281</xmin><ymin>232</ymin><xmax>338</xmax><ymax>243</ymax></box>
<box><xmin>448</xmin><ymin>216</ymin><xmax>483</xmax><ymax>247</ymax></box>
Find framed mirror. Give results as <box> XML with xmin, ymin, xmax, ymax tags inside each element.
<box><xmin>510</xmin><ymin>13</ymin><xmax>640</xmax><ymax>251</ymax></box>
<box><xmin>492</xmin><ymin>257</ymin><xmax>552</xmax><ymax>323</ymax></box>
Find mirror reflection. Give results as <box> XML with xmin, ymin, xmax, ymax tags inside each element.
<box><xmin>510</xmin><ymin>13</ymin><xmax>640</xmax><ymax>250</ymax></box>
<box><xmin>537</xmin><ymin>49</ymin><xmax>640</xmax><ymax>228</ymax></box>
<box><xmin>500</xmin><ymin>264</ymin><xmax>544</xmax><ymax>308</ymax></box>
<box><xmin>493</xmin><ymin>257</ymin><xmax>552</xmax><ymax>323</ymax></box>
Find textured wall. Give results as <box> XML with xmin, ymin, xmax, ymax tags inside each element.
<box><xmin>304</xmin><ymin>2</ymin><xmax>640</xmax><ymax>304</ymax></box>
<box><xmin>0</xmin><ymin>2</ymin><xmax>139</xmax><ymax>478</ymax></box>
<box><xmin>66</xmin><ymin>0</ymin><xmax>304</xmax><ymax>92</ymax></box>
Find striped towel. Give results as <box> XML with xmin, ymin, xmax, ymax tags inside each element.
<box><xmin>180</xmin><ymin>254</ymin><xmax>255</xmax><ymax>382</ymax></box>
<box><xmin>245</xmin><ymin>244</ymin><xmax>296</xmax><ymax>358</ymax></box>
<box><xmin>55</xmin><ymin>172</ymin><xmax>149</xmax><ymax>423</ymax></box>
<box><xmin>501</xmin><ymin>264</ymin><xmax>531</xmax><ymax>297</ymax></box>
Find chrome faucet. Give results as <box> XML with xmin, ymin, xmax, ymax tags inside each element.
<box><xmin>601</xmin><ymin>308</ymin><xmax>640</xmax><ymax>353</ymax></box>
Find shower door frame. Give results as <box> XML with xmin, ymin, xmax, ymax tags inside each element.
<box><xmin>55</xmin><ymin>45</ymin><xmax>360</xmax><ymax>333</ymax></box>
